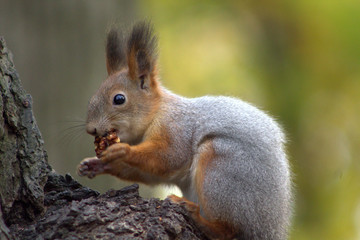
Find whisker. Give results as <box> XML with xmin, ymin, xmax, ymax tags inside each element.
<box><xmin>60</xmin><ymin>120</ymin><xmax>86</xmax><ymax>123</ymax></box>
<box><xmin>58</xmin><ymin>121</ymin><xmax>87</xmax><ymax>147</ymax></box>
<box><xmin>60</xmin><ymin>128</ymin><xmax>84</xmax><ymax>145</ymax></box>
<box><xmin>64</xmin><ymin>124</ymin><xmax>87</xmax><ymax>130</ymax></box>
<box><xmin>99</xmin><ymin>114</ymin><xmax>112</xmax><ymax>132</ymax></box>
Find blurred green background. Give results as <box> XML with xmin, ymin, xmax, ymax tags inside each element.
<box><xmin>1</xmin><ymin>0</ymin><xmax>359</xmax><ymax>239</ymax></box>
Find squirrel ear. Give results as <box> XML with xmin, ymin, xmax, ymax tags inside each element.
<box><xmin>127</xmin><ymin>21</ymin><xmax>158</xmax><ymax>89</ymax></box>
<box><xmin>106</xmin><ymin>28</ymin><xmax>126</xmax><ymax>75</ymax></box>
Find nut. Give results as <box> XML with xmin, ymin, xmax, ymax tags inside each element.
<box><xmin>94</xmin><ymin>129</ymin><xmax>120</xmax><ymax>158</ymax></box>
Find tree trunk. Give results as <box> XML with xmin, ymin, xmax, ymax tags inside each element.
<box><xmin>0</xmin><ymin>36</ymin><xmax>51</xmax><ymax>236</ymax></box>
<box><xmin>0</xmin><ymin>37</ymin><xmax>205</xmax><ymax>240</ymax></box>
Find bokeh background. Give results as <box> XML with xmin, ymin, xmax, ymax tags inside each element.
<box><xmin>1</xmin><ymin>0</ymin><xmax>359</xmax><ymax>239</ymax></box>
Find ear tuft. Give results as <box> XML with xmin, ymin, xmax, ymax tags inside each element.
<box><xmin>106</xmin><ymin>28</ymin><xmax>126</xmax><ymax>75</ymax></box>
<box><xmin>127</xmin><ymin>21</ymin><xmax>158</xmax><ymax>82</ymax></box>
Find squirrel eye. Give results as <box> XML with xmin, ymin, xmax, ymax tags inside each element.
<box><xmin>113</xmin><ymin>94</ymin><xmax>126</xmax><ymax>105</ymax></box>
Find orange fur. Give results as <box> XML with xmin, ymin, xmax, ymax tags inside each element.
<box><xmin>149</xmin><ymin>63</ymin><xmax>159</xmax><ymax>89</ymax></box>
<box><xmin>124</xmin><ymin>129</ymin><xmax>173</xmax><ymax>177</ymax></box>
<box><xmin>185</xmin><ymin>139</ymin><xmax>235</xmax><ymax>239</ymax></box>
<box><xmin>78</xmin><ymin>156</ymin><xmax>149</xmax><ymax>183</ymax></box>
<box><xmin>105</xmin><ymin>57</ymin><xmax>112</xmax><ymax>75</ymax></box>
<box><xmin>100</xmin><ymin>123</ymin><xmax>174</xmax><ymax>179</ymax></box>
<box><xmin>127</xmin><ymin>46</ymin><xmax>137</xmax><ymax>80</ymax></box>
<box><xmin>104</xmin><ymin>160</ymin><xmax>147</xmax><ymax>183</ymax></box>
<box><xmin>195</xmin><ymin>139</ymin><xmax>214</xmax><ymax>212</ymax></box>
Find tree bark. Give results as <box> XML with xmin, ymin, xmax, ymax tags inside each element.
<box><xmin>0</xmin><ymin>36</ymin><xmax>51</xmax><ymax>234</ymax></box>
<box><xmin>0</xmin><ymin>37</ymin><xmax>205</xmax><ymax>240</ymax></box>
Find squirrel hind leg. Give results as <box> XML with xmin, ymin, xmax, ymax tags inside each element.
<box><xmin>167</xmin><ymin>139</ymin><xmax>237</xmax><ymax>239</ymax></box>
<box><xmin>167</xmin><ymin>195</ymin><xmax>235</xmax><ymax>240</ymax></box>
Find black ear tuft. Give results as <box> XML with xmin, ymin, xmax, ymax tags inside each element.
<box><xmin>106</xmin><ymin>28</ymin><xmax>126</xmax><ymax>75</ymax></box>
<box><xmin>127</xmin><ymin>21</ymin><xmax>158</xmax><ymax>81</ymax></box>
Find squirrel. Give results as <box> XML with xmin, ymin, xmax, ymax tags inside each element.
<box><xmin>78</xmin><ymin>21</ymin><xmax>292</xmax><ymax>240</ymax></box>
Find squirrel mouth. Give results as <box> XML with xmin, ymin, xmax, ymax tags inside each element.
<box><xmin>104</xmin><ymin>128</ymin><xmax>118</xmax><ymax>137</ymax></box>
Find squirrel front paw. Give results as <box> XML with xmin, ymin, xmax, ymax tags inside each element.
<box><xmin>100</xmin><ymin>143</ymin><xmax>130</xmax><ymax>163</ymax></box>
<box><xmin>77</xmin><ymin>157</ymin><xmax>106</xmax><ymax>179</ymax></box>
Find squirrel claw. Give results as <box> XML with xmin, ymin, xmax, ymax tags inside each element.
<box><xmin>167</xmin><ymin>195</ymin><xmax>199</xmax><ymax>214</ymax></box>
<box><xmin>77</xmin><ymin>157</ymin><xmax>105</xmax><ymax>179</ymax></box>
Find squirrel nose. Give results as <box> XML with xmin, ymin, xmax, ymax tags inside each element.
<box><xmin>86</xmin><ymin>125</ymin><xmax>97</xmax><ymax>136</ymax></box>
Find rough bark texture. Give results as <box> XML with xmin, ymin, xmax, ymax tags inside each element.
<box><xmin>0</xmin><ymin>36</ymin><xmax>51</xmax><ymax>237</ymax></box>
<box><xmin>0</xmin><ymin>37</ymin><xmax>206</xmax><ymax>240</ymax></box>
<box><xmin>10</xmin><ymin>173</ymin><xmax>204</xmax><ymax>240</ymax></box>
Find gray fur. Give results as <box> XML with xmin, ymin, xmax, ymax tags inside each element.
<box><xmin>156</xmin><ymin>88</ymin><xmax>292</xmax><ymax>240</ymax></box>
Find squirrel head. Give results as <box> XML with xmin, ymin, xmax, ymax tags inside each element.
<box><xmin>86</xmin><ymin>21</ymin><xmax>161</xmax><ymax>145</ymax></box>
